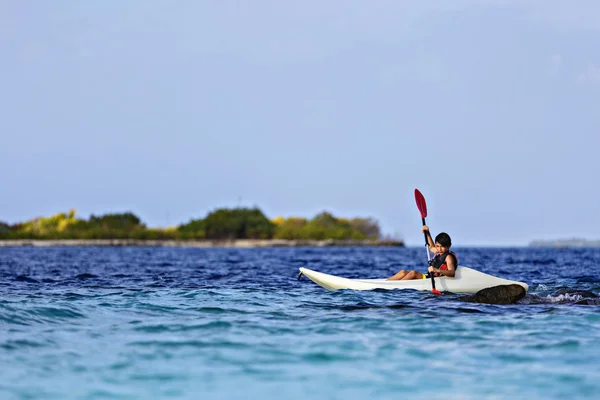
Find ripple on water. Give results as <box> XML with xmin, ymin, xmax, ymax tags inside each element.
<box><xmin>26</xmin><ymin>306</ymin><xmax>86</xmax><ymax>321</ymax></box>
<box><xmin>133</xmin><ymin>321</ymin><xmax>233</xmax><ymax>333</ymax></box>
<box><xmin>128</xmin><ymin>339</ymin><xmax>252</xmax><ymax>350</ymax></box>
<box><xmin>1</xmin><ymin>339</ymin><xmax>54</xmax><ymax>351</ymax></box>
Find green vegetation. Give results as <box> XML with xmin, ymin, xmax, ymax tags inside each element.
<box><xmin>0</xmin><ymin>208</ymin><xmax>384</xmax><ymax>242</ymax></box>
<box><xmin>272</xmin><ymin>212</ymin><xmax>380</xmax><ymax>240</ymax></box>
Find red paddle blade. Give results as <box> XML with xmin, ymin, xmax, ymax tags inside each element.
<box><xmin>414</xmin><ymin>189</ymin><xmax>427</xmax><ymax>219</ymax></box>
<box><xmin>432</xmin><ymin>288</ymin><xmax>442</xmax><ymax>295</ymax></box>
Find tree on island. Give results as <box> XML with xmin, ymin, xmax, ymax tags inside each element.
<box><xmin>180</xmin><ymin>207</ymin><xmax>275</xmax><ymax>240</ymax></box>
<box><xmin>0</xmin><ymin>221</ymin><xmax>10</xmax><ymax>234</ymax></box>
<box><xmin>272</xmin><ymin>212</ymin><xmax>381</xmax><ymax>240</ymax></box>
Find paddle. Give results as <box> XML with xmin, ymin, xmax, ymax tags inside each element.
<box><xmin>414</xmin><ymin>189</ymin><xmax>442</xmax><ymax>295</ymax></box>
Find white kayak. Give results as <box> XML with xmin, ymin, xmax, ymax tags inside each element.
<box><xmin>299</xmin><ymin>266</ymin><xmax>528</xmax><ymax>294</ymax></box>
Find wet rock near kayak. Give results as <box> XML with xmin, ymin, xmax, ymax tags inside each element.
<box><xmin>459</xmin><ymin>284</ymin><xmax>526</xmax><ymax>305</ymax></box>
<box><xmin>574</xmin><ymin>298</ymin><xmax>600</xmax><ymax>305</ymax></box>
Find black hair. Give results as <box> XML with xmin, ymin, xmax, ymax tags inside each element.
<box><xmin>435</xmin><ymin>232</ymin><xmax>452</xmax><ymax>247</ymax></box>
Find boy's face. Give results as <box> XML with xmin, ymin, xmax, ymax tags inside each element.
<box><xmin>435</xmin><ymin>242</ymin><xmax>449</xmax><ymax>254</ymax></box>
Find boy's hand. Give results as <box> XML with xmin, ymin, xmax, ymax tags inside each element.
<box><xmin>421</xmin><ymin>225</ymin><xmax>429</xmax><ymax>233</ymax></box>
<box><xmin>427</xmin><ymin>266</ymin><xmax>438</xmax><ymax>273</ymax></box>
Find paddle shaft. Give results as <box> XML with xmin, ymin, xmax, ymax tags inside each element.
<box><xmin>421</xmin><ymin>218</ymin><xmax>437</xmax><ymax>291</ymax></box>
<box><xmin>414</xmin><ymin>188</ymin><xmax>441</xmax><ymax>294</ymax></box>
<box><xmin>422</xmin><ymin>217</ymin><xmax>430</xmax><ymax>261</ymax></box>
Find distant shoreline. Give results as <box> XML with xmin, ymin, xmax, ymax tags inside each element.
<box><xmin>0</xmin><ymin>239</ymin><xmax>404</xmax><ymax>248</ymax></box>
<box><xmin>529</xmin><ymin>239</ymin><xmax>600</xmax><ymax>248</ymax></box>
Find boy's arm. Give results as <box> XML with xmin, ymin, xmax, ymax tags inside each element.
<box><xmin>422</xmin><ymin>225</ymin><xmax>435</xmax><ymax>252</ymax></box>
<box><xmin>436</xmin><ymin>254</ymin><xmax>456</xmax><ymax>278</ymax></box>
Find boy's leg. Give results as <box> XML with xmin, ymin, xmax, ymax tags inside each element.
<box><xmin>387</xmin><ymin>270</ymin><xmax>408</xmax><ymax>280</ymax></box>
<box><xmin>400</xmin><ymin>270</ymin><xmax>424</xmax><ymax>280</ymax></box>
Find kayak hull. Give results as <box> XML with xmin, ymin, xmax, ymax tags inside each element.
<box><xmin>299</xmin><ymin>266</ymin><xmax>528</xmax><ymax>294</ymax></box>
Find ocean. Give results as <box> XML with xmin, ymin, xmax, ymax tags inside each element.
<box><xmin>1</xmin><ymin>246</ymin><xmax>599</xmax><ymax>399</ymax></box>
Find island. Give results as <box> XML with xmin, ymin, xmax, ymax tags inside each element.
<box><xmin>529</xmin><ymin>238</ymin><xmax>600</xmax><ymax>248</ymax></box>
<box><xmin>0</xmin><ymin>208</ymin><xmax>404</xmax><ymax>247</ymax></box>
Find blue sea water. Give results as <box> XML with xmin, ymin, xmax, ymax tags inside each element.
<box><xmin>1</xmin><ymin>246</ymin><xmax>599</xmax><ymax>399</ymax></box>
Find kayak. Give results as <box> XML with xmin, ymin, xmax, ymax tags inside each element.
<box><xmin>298</xmin><ymin>266</ymin><xmax>528</xmax><ymax>294</ymax></box>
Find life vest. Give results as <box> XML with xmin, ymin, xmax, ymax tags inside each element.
<box><xmin>430</xmin><ymin>251</ymin><xmax>458</xmax><ymax>276</ymax></box>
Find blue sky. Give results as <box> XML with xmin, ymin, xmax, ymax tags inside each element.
<box><xmin>1</xmin><ymin>1</ymin><xmax>599</xmax><ymax>246</ymax></box>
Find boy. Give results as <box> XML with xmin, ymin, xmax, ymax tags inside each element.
<box><xmin>387</xmin><ymin>225</ymin><xmax>457</xmax><ymax>280</ymax></box>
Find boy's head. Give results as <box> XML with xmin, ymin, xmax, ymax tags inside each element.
<box><xmin>434</xmin><ymin>232</ymin><xmax>452</xmax><ymax>248</ymax></box>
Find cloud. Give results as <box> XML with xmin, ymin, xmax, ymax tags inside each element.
<box><xmin>577</xmin><ymin>64</ymin><xmax>600</xmax><ymax>85</ymax></box>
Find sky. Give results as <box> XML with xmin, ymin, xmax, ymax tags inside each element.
<box><xmin>1</xmin><ymin>1</ymin><xmax>599</xmax><ymax>246</ymax></box>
